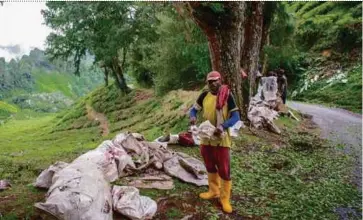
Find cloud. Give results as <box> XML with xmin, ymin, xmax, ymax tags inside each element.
<box><xmin>0</xmin><ymin>44</ymin><xmax>21</xmax><ymax>54</ymax></box>
<box><xmin>0</xmin><ymin>48</ymin><xmax>19</xmax><ymax>61</ymax></box>
<box><xmin>0</xmin><ymin>2</ymin><xmax>51</xmax><ymax>61</ymax></box>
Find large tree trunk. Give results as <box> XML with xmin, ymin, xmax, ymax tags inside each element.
<box><xmin>219</xmin><ymin>15</ymin><xmax>244</xmax><ymax>116</ymax></box>
<box><xmin>184</xmin><ymin>2</ymin><xmax>247</xmax><ymax>118</ymax></box>
<box><xmin>241</xmin><ymin>2</ymin><xmax>264</xmax><ymax>103</ymax></box>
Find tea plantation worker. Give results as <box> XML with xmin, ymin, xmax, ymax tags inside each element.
<box><xmin>189</xmin><ymin>71</ymin><xmax>240</xmax><ymax>213</ymax></box>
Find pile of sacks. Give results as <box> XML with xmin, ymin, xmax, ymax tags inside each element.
<box><xmin>33</xmin><ymin>132</ymin><xmax>209</xmax><ymax>220</ymax></box>
<box><xmin>248</xmin><ymin>76</ymin><xmax>281</xmax><ymax>134</ymax></box>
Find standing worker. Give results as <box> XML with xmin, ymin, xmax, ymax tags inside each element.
<box><xmin>189</xmin><ymin>71</ymin><xmax>240</xmax><ymax>213</ymax></box>
<box><xmin>277</xmin><ymin>68</ymin><xmax>288</xmax><ymax>104</ymax></box>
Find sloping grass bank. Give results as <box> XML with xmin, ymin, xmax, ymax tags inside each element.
<box><xmin>0</xmin><ymin>101</ymin><xmax>18</xmax><ymax>120</ymax></box>
<box><xmin>52</xmin><ymin>84</ymin><xmax>198</xmax><ymax>140</ymax></box>
<box><xmin>294</xmin><ymin>65</ymin><xmax>362</xmax><ymax>113</ymax></box>
<box><xmin>0</xmin><ymin>86</ymin><xmax>360</xmax><ymax>219</ymax></box>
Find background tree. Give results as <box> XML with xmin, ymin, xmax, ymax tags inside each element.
<box><xmin>41</xmin><ymin>1</ymin><xmax>361</xmax><ymax>113</ymax></box>
<box><xmin>129</xmin><ymin>3</ymin><xmax>210</xmax><ymax>94</ymax></box>
<box><xmin>177</xmin><ymin>2</ymin><xmax>277</xmax><ymax>120</ymax></box>
<box><xmin>43</xmin><ymin>2</ymin><xmax>141</xmax><ymax>93</ymax></box>
<box><xmin>44</xmin><ymin>2</ymin><xmax>211</xmax><ymax>95</ymax></box>
<box><xmin>178</xmin><ymin>2</ymin><xmax>246</xmax><ymax>116</ymax></box>
<box><xmin>259</xmin><ymin>2</ymin><xmax>279</xmax><ymax>74</ymax></box>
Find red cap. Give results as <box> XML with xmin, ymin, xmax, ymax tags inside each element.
<box><xmin>206</xmin><ymin>71</ymin><xmax>221</xmax><ymax>81</ymax></box>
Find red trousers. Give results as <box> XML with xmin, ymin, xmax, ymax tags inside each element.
<box><xmin>200</xmin><ymin>145</ymin><xmax>231</xmax><ymax>181</ymax></box>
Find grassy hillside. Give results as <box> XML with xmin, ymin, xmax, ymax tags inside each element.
<box><xmin>52</xmin><ymin>84</ymin><xmax>198</xmax><ymax>140</ymax></box>
<box><xmin>0</xmin><ymin>69</ymin><xmax>104</xmax><ymax>118</ymax></box>
<box><xmin>32</xmin><ymin>69</ymin><xmax>105</xmax><ymax>99</ymax></box>
<box><xmin>0</xmin><ymin>101</ymin><xmax>18</xmax><ymax>120</ymax></box>
<box><xmin>1</xmin><ymin>48</ymin><xmax>104</xmax><ymax>117</ymax></box>
<box><xmin>287</xmin><ymin>2</ymin><xmax>361</xmax><ymax>52</ymax></box>
<box><xmin>282</xmin><ymin>2</ymin><xmax>362</xmax><ymax>113</ymax></box>
<box><xmin>0</xmin><ymin>86</ymin><xmax>360</xmax><ymax>219</ymax></box>
<box><xmin>32</xmin><ymin>70</ymin><xmax>75</xmax><ymax>98</ymax></box>
<box><xmin>293</xmin><ymin>64</ymin><xmax>362</xmax><ymax>113</ymax></box>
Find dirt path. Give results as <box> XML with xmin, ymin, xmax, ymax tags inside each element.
<box><xmin>86</xmin><ymin>105</ymin><xmax>109</xmax><ymax>136</ymax></box>
<box><xmin>288</xmin><ymin>101</ymin><xmax>362</xmax><ymax>188</ymax></box>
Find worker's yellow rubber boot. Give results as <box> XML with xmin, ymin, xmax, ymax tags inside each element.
<box><xmin>216</xmin><ymin>173</ymin><xmax>221</xmax><ymax>189</ymax></box>
<box><xmin>220</xmin><ymin>180</ymin><xmax>232</xmax><ymax>213</ymax></box>
<box><xmin>199</xmin><ymin>173</ymin><xmax>220</xmax><ymax>199</ymax></box>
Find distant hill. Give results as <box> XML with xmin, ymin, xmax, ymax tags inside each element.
<box><xmin>0</xmin><ymin>48</ymin><xmax>104</xmax><ymax>115</ymax></box>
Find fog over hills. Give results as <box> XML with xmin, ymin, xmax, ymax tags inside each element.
<box><xmin>0</xmin><ymin>44</ymin><xmax>36</xmax><ymax>61</ymax></box>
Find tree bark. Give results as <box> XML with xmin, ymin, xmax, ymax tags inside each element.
<box><xmin>219</xmin><ymin>10</ymin><xmax>244</xmax><ymax>115</ymax></box>
<box><xmin>185</xmin><ymin>2</ymin><xmax>246</xmax><ymax>118</ymax></box>
<box><xmin>240</xmin><ymin>2</ymin><xmax>264</xmax><ymax>103</ymax></box>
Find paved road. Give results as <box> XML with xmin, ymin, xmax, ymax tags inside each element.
<box><xmin>288</xmin><ymin>101</ymin><xmax>362</xmax><ymax>190</ymax></box>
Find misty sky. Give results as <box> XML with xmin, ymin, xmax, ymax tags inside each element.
<box><xmin>0</xmin><ymin>2</ymin><xmax>51</xmax><ymax>61</ymax></box>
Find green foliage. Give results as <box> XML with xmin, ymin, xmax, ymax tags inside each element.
<box><xmin>10</xmin><ymin>109</ymin><xmax>52</xmax><ymax>120</ymax></box>
<box><xmin>151</xmin><ymin>12</ymin><xmax>210</xmax><ymax>95</ymax></box>
<box><xmin>287</xmin><ymin>2</ymin><xmax>362</xmax><ymax>52</ymax></box>
<box><xmin>228</xmin><ymin>125</ymin><xmax>360</xmax><ymax>219</ymax></box>
<box><xmin>263</xmin><ymin>2</ymin><xmax>303</xmax><ymax>85</ymax></box>
<box><xmin>43</xmin><ymin>1</ymin><xmax>147</xmax><ymax>91</ymax></box>
<box><xmin>43</xmin><ymin>2</ymin><xmax>94</xmax><ymax>75</ymax></box>
<box><xmin>52</xmin><ymin>100</ymin><xmax>88</xmax><ymax>132</ymax></box>
<box><xmin>127</xmin><ymin>4</ymin><xmax>161</xmax><ymax>88</ymax></box>
<box><xmin>166</xmin><ymin>208</ymin><xmax>183</xmax><ymax>218</ymax></box>
<box><xmin>0</xmin><ymin>115</ymin><xmax>102</xmax><ymax>218</ymax></box>
<box><xmin>0</xmin><ymin>47</ymin><xmax>103</xmax><ymax>117</ymax></box>
<box><xmin>43</xmin><ymin>2</ymin><xmax>210</xmax><ymax>94</ymax></box>
<box><xmin>0</xmin><ymin>48</ymin><xmax>103</xmax><ymax>99</ymax></box>
<box><xmin>0</xmin><ymin>58</ymin><xmax>33</xmax><ymax>96</ymax></box>
<box><xmin>266</xmin><ymin>2</ymin><xmax>362</xmax><ymax>110</ymax></box>
<box><xmin>129</xmin><ymin>5</ymin><xmax>210</xmax><ymax>94</ymax></box>
<box><xmin>0</xmin><ymin>101</ymin><xmax>18</xmax><ymax>119</ymax></box>
<box><xmin>51</xmin><ymin>83</ymin><xmax>198</xmax><ymax>139</ymax></box>
<box><xmin>201</xmin><ymin>2</ymin><xmax>225</xmax><ymax>14</ymax></box>
<box><xmin>32</xmin><ymin>67</ymin><xmax>104</xmax><ymax>98</ymax></box>
<box><xmin>0</xmin><ymin>101</ymin><xmax>18</xmax><ymax>113</ymax></box>
<box><xmin>32</xmin><ymin>70</ymin><xmax>75</xmax><ymax>98</ymax></box>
